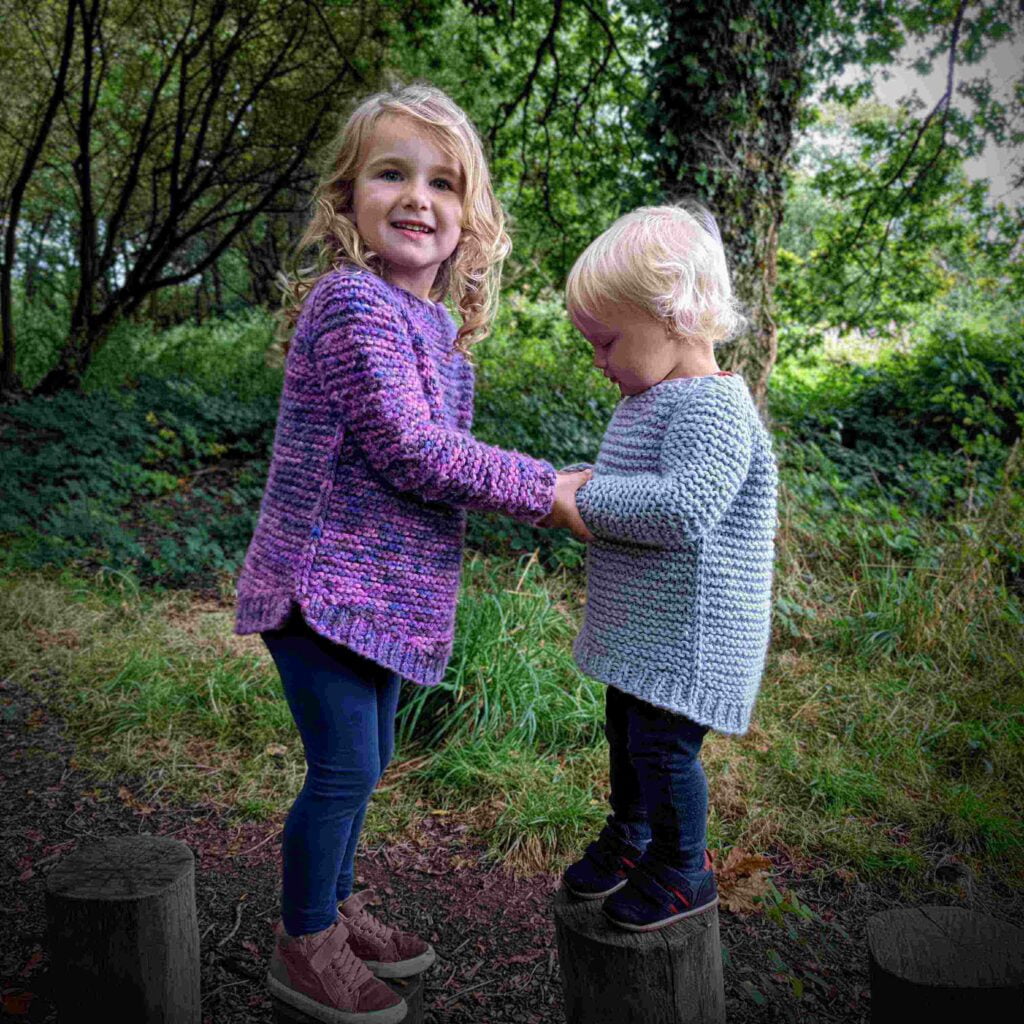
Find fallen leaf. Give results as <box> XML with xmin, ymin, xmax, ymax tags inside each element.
<box><xmin>264</xmin><ymin>744</ymin><xmax>288</xmax><ymax>757</ymax></box>
<box><xmin>1</xmin><ymin>989</ymin><xmax>34</xmax><ymax>1015</ymax></box>
<box><xmin>117</xmin><ymin>786</ymin><xmax>155</xmax><ymax>816</ymax></box>
<box><xmin>716</xmin><ymin>848</ymin><xmax>773</xmax><ymax>915</ymax></box>
<box><xmin>19</xmin><ymin>951</ymin><xmax>44</xmax><ymax>977</ymax></box>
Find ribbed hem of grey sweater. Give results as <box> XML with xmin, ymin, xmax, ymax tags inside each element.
<box><xmin>573</xmin><ymin>637</ymin><xmax>752</xmax><ymax>736</ymax></box>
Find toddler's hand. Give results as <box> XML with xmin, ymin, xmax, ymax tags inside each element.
<box><xmin>538</xmin><ymin>469</ymin><xmax>595</xmax><ymax>543</ymax></box>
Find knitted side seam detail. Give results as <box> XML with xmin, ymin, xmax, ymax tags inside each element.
<box><xmin>238</xmin><ymin>591</ymin><xmax>448</xmax><ymax>686</ymax></box>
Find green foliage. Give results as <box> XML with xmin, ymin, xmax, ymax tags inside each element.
<box><xmin>390</xmin><ymin>1</ymin><xmax>651</xmax><ymax>288</ymax></box>
<box><xmin>771</xmin><ymin>302</ymin><xmax>1024</xmax><ymax>518</ymax></box>
<box><xmin>0</xmin><ymin>371</ymin><xmax>276</xmax><ymax>586</ymax></box>
<box><xmin>88</xmin><ymin>308</ymin><xmax>280</xmax><ymax>401</ymax></box>
<box><xmin>777</xmin><ymin>102</ymin><xmax>1017</xmax><ymax>330</ymax></box>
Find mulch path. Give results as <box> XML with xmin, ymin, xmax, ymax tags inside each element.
<box><xmin>3</xmin><ymin>674</ymin><xmax>1021</xmax><ymax>1023</ymax></box>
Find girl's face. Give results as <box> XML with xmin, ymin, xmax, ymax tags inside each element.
<box><xmin>572</xmin><ymin>303</ymin><xmax>689</xmax><ymax>397</ymax></box>
<box><xmin>350</xmin><ymin>115</ymin><xmax>464</xmax><ymax>300</ymax></box>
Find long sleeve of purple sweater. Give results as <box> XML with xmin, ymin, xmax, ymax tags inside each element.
<box><xmin>313</xmin><ymin>271</ymin><xmax>555</xmax><ymax>522</ymax></box>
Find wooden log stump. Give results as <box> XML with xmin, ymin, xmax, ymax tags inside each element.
<box><xmin>553</xmin><ymin>888</ymin><xmax>726</xmax><ymax>1024</ymax></box>
<box><xmin>867</xmin><ymin>906</ymin><xmax>1024</xmax><ymax>1019</ymax></box>
<box><xmin>271</xmin><ymin>972</ymin><xmax>424</xmax><ymax>1023</ymax></box>
<box><xmin>45</xmin><ymin>835</ymin><xmax>200</xmax><ymax>1024</ymax></box>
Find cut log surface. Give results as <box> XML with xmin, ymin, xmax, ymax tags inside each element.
<box><xmin>867</xmin><ymin>906</ymin><xmax>1024</xmax><ymax>1017</ymax></box>
<box><xmin>45</xmin><ymin>836</ymin><xmax>200</xmax><ymax>1024</ymax></box>
<box><xmin>271</xmin><ymin>972</ymin><xmax>424</xmax><ymax>1023</ymax></box>
<box><xmin>553</xmin><ymin>888</ymin><xmax>726</xmax><ymax>1024</ymax></box>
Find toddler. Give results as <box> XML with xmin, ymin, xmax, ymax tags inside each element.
<box><xmin>560</xmin><ymin>204</ymin><xmax>778</xmax><ymax>931</ymax></box>
<box><xmin>234</xmin><ymin>83</ymin><xmax>590</xmax><ymax>1023</ymax></box>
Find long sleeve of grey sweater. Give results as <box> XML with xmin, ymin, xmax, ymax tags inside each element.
<box><xmin>573</xmin><ymin>372</ymin><xmax>778</xmax><ymax>735</ymax></box>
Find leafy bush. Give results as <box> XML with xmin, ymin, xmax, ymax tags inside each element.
<box><xmin>1</xmin><ymin>374</ymin><xmax>276</xmax><ymax>585</ymax></box>
<box><xmin>771</xmin><ymin>303</ymin><xmax>1024</xmax><ymax>516</ymax></box>
<box><xmin>86</xmin><ymin>308</ymin><xmax>280</xmax><ymax>401</ymax></box>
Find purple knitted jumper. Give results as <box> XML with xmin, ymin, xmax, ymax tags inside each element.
<box><xmin>234</xmin><ymin>266</ymin><xmax>558</xmax><ymax>685</ymax></box>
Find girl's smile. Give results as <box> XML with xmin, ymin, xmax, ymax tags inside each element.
<box><xmin>350</xmin><ymin>116</ymin><xmax>464</xmax><ymax>299</ymax></box>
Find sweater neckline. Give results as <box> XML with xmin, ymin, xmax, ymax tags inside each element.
<box><xmin>622</xmin><ymin>371</ymin><xmax>736</xmax><ymax>402</ymax></box>
<box><xmin>380</xmin><ymin>275</ymin><xmax>448</xmax><ymax>318</ymax></box>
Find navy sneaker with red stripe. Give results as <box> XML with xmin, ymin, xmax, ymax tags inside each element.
<box><xmin>602</xmin><ymin>850</ymin><xmax>718</xmax><ymax>931</ymax></box>
<box><xmin>563</xmin><ymin>821</ymin><xmax>649</xmax><ymax>900</ymax></box>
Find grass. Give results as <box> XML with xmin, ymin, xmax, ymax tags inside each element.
<box><xmin>2</xmin><ymin>500</ymin><xmax>1021</xmax><ymax>888</ymax></box>
<box><xmin>2</xmin><ymin>310</ymin><xmax>1021</xmax><ymax>891</ymax></box>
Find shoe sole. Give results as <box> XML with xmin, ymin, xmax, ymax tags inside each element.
<box><xmin>363</xmin><ymin>945</ymin><xmax>436</xmax><ymax>978</ymax></box>
<box><xmin>563</xmin><ymin>878</ymin><xmax>628</xmax><ymax>901</ymax></box>
<box><xmin>604</xmin><ymin>895</ymin><xmax>719</xmax><ymax>932</ymax></box>
<box><xmin>267</xmin><ymin>971</ymin><xmax>408</xmax><ymax>1023</ymax></box>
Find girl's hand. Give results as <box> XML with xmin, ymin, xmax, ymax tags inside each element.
<box><xmin>538</xmin><ymin>469</ymin><xmax>595</xmax><ymax>542</ymax></box>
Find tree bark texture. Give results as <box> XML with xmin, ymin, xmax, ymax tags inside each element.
<box><xmin>645</xmin><ymin>1</ymin><xmax>822</xmax><ymax>408</ymax></box>
<box><xmin>867</xmin><ymin>906</ymin><xmax>1024</xmax><ymax>1019</ymax></box>
<box><xmin>553</xmin><ymin>888</ymin><xmax>726</xmax><ymax>1024</ymax></box>
<box><xmin>45</xmin><ymin>836</ymin><xmax>200</xmax><ymax>1024</ymax></box>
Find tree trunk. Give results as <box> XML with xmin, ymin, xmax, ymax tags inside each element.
<box><xmin>866</xmin><ymin>906</ymin><xmax>1024</xmax><ymax>1019</ymax></box>
<box><xmin>644</xmin><ymin>1</ymin><xmax>821</xmax><ymax>409</ymax></box>
<box><xmin>553</xmin><ymin>889</ymin><xmax>726</xmax><ymax>1024</ymax></box>
<box><xmin>0</xmin><ymin>264</ymin><xmax>20</xmax><ymax>399</ymax></box>
<box><xmin>0</xmin><ymin>0</ymin><xmax>77</xmax><ymax>401</ymax></box>
<box><xmin>45</xmin><ymin>836</ymin><xmax>200</xmax><ymax>1023</ymax></box>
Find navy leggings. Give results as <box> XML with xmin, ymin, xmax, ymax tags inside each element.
<box><xmin>261</xmin><ymin>607</ymin><xmax>401</xmax><ymax>936</ymax></box>
<box><xmin>605</xmin><ymin>685</ymin><xmax>710</xmax><ymax>872</ymax></box>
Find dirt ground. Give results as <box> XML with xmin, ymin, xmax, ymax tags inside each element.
<box><xmin>3</xmin><ymin>674</ymin><xmax>1021</xmax><ymax>1023</ymax></box>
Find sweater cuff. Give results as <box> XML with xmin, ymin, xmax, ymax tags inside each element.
<box><xmin>515</xmin><ymin>459</ymin><xmax>558</xmax><ymax>524</ymax></box>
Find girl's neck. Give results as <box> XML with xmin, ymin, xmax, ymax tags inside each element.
<box><xmin>665</xmin><ymin>346</ymin><xmax>721</xmax><ymax>380</ymax></box>
<box><xmin>383</xmin><ymin>265</ymin><xmax>437</xmax><ymax>302</ymax></box>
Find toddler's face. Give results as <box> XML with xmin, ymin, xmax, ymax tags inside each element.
<box><xmin>350</xmin><ymin>115</ymin><xmax>464</xmax><ymax>299</ymax></box>
<box><xmin>571</xmin><ymin>304</ymin><xmax>688</xmax><ymax>397</ymax></box>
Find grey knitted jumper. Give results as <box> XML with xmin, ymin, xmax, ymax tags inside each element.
<box><xmin>573</xmin><ymin>372</ymin><xmax>778</xmax><ymax>735</ymax></box>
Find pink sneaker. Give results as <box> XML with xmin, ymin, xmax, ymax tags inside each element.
<box><xmin>267</xmin><ymin>916</ymin><xmax>407</xmax><ymax>1023</ymax></box>
<box><xmin>339</xmin><ymin>890</ymin><xmax>436</xmax><ymax>978</ymax></box>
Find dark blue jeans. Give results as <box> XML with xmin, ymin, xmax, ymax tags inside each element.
<box><xmin>261</xmin><ymin>607</ymin><xmax>401</xmax><ymax>936</ymax></box>
<box><xmin>605</xmin><ymin>684</ymin><xmax>710</xmax><ymax>873</ymax></box>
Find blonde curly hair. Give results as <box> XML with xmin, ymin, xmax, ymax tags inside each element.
<box><xmin>278</xmin><ymin>83</ymin><xmax>511</xmax><ymax>355</ymax></box>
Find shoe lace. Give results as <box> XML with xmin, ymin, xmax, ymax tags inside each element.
<box><xmin>345</xmin><ymin>889</ymin><xmax>395</xmax><ymax>946</ymax></box>
<box><xmin>327</xmin><ymin>932</ymin><xmax>374</xmax><ymax>993</ymax></box>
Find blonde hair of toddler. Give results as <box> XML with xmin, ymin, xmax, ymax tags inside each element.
<box><xmin>566</xmin><ymin>202</ymin><xmax>745</xmax><ymax>344</ymax></box>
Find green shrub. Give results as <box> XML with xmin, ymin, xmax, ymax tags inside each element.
<box><xmin>1</xmin><ymin>374</ymin><xmax>275</xmax><ymax>585</ymax></box>
<box><xmin>85</xmin><ymin>309</ymin><xmax>280</xmax><ymax>401</ymax></box>
<box><xmin>771</xmin><ymin>303</ymin><xmax>1024</xmax><ymax>517</ymax></box>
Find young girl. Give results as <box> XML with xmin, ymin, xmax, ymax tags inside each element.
<box><xmin>234</xmin><ymin>83</ymin><xmax>591</xmax><ymax>1023</ymax></box>
<box><xmin>560</xmin><ymin>204</ymin><xmax>779</xmax><ymax>931</ymax></box>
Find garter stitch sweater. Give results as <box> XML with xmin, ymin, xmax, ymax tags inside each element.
<box><xmin>572</xmin><ymin>372</ymin><xmax>778</xmax><ymax>735</ymax></box>
<box><xmin>234</xmin><ymin>266</ymin><xmax>557</xmax><ymax>686</ymax></box>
